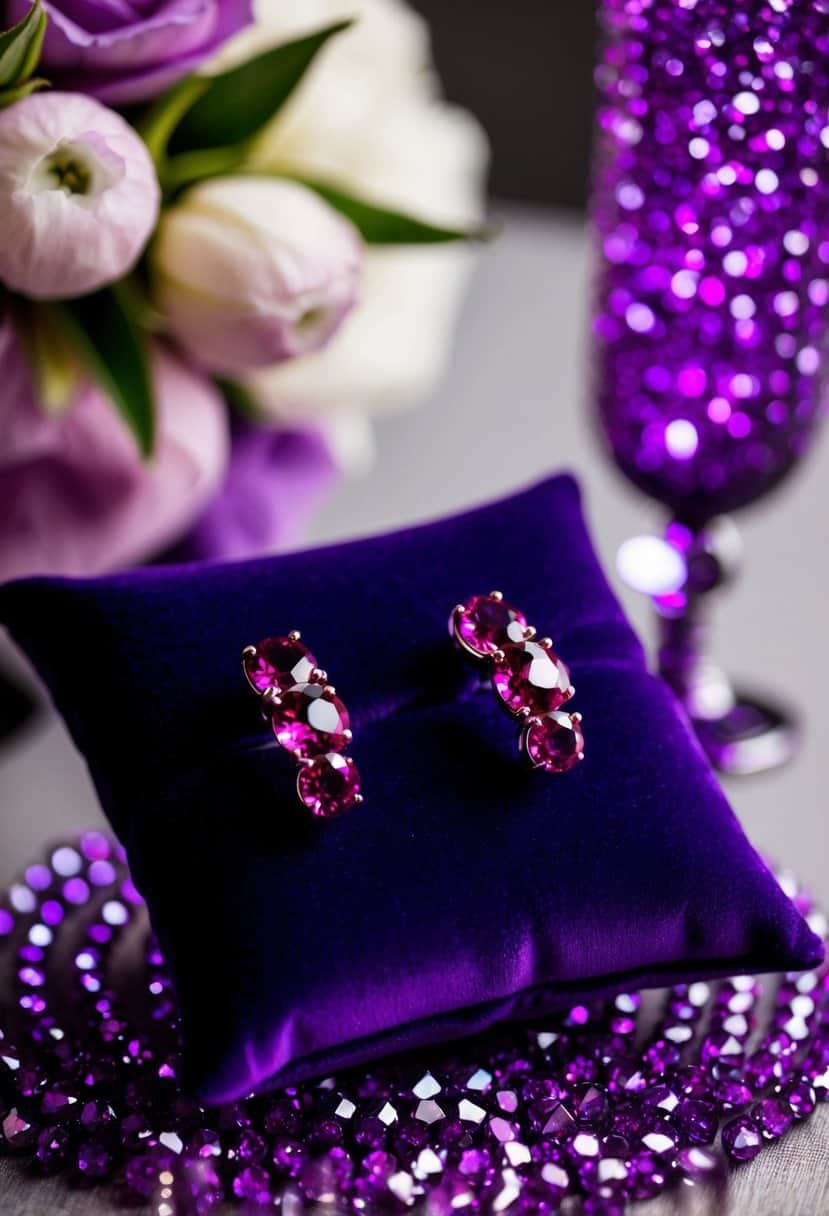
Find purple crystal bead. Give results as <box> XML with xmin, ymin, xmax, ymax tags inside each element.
<box><xmin>781</xmin><ymin>1079</ymin><xmax>817</xmax><ymax>1120</ymax></box>
<box><xmin>629</xmin><ymin>1150</ymin><xmax>669</xmax><ymax>1201</ymax></box>
<box><xmin>676</xmin><ymin>1145</ymin><xmax>723</xmax><ymax>1182</ymax></box>
<box><xmin>721</xmin><ymin>1115</ymin><xmax>763</xmax><ymax>1163</ymax></box>
<box><xmin>124</xmin><ymin>1152</ymin><xmax>168</xmax><ymax>1200</ymax></box>
<box><xmin>754</xmin><ymin>1095</ymin><xmax>794</xmax><ymax>1140</ymax></box>
<box><xmin>228</xmin><ymin>1128</ymin><xmax>267</xmax><ymax>1162</ymax></box>
<box><xmin>678</xmin><ymin>1097</ymin><xmax>718</xmax><ymax>1145</ymax></box>
<box><xmin>263</xmin><ymin>1096</ymin><xmax>302</xmax><ymax>1137</ymax></box>
<box><xmin>231</xmin><ymin>1164</ymin><xmax>272</xmax><ymax>1204</ymax></box>
<box><xmin>75</xmin><ymin>1137</ymin><xmax>117</xmax><ymax>1179</ymax></box>
<box><xmin>271</xmin><ymin>1137</ymin><xmax>308</xmax><ymax>1178</ymax></box>
<box><xmin>35</xmin><ymin>1126</ymin><xmax>71</xmax><ymax>1173</ymax></box>
<box><xmin>572</xmin><ymin>1083</ymin><xmax>610</xmax><ymax>1128</ymax></box>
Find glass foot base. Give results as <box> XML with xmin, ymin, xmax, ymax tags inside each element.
<box><xmin>692</xmin><ymin>692</ymin><xmax>799</xmax><ymax>776</ymax></box>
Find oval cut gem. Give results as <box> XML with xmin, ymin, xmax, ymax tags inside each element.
<box><xmin>492</xmin><ymin>641</ymin><xmax>572</xmax><ymax>715</ymax></box>
<box><xmin>244</xmin><ymin>636</ymin><xmax>316</xmax><ymax>694</ymax></box>
<box><xmin>454</xmin><ymin>594</ymin><xmax>528</xmax><ymax>656</ymax></box>
<box><xmin>297</xmin><ymin>754</ymin><xmax>361</xmax><ymax>818</ymax></box>
<box><xmin>524</xmin><ymin>711</ymin><xmax>584</xmax><ymax>773</ymax></box>
<box><xmin>271</xmin><ymin>684</ymin><xmax>350</xmax><ymax>758</ymax></box>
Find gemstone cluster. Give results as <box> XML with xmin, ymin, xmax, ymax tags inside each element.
<box><xmin>450</xmin><ymin>592</ymin><xmax>585</xmax><ymax>773</ymax></box>
<box><xmin>243</xmin><ymin>633</ymin><xmax>362</xmax><ymax>818</ymax></box>
<box><xmin>0</xmin><ymin>835</ymin><xmax>827</xmax><ymax>1213</ymax></box>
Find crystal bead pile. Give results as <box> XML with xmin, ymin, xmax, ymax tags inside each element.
<box><xmin>1</xmin><ymin>837</ymin><xmax>826</xmax><ymax>1213</ymax></box>
<box><xmin>243</xmin><ymin>633</ymin><xmax>362</xmax><ymax>817</ymax></box>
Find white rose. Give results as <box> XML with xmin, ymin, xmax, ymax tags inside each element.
<box><xmin>214</xmin><ymin>0</ymin><xmax>489</xmax><ymax>461</ymax></box>
<box><xmin>152</xmin><ymin>176</ymin><xmax>362</xmax><ymax>377</ymax></box>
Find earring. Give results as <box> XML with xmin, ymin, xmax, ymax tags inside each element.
<box><xmin>242</xmin><ymin>633</ymin><xmax>363</xmax><ymax>817</ymax></box>
<box><xmin>449</xmin><ymin>592</ymin><xmax>585</xmax><ymax>773</ymax></box>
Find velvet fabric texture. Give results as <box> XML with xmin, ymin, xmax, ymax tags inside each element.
<box><xmin>0</xmin><ymin>474</ymin><xmax>821</xmax><ymax>1103</ymax></box>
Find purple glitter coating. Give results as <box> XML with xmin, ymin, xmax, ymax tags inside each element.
<box><xmin>593</xmin><ymin>0</ymin><xmax>829</xmax><ymax>523</ymax></box>
<box><xmin>0</xmin><ymin>836</ymin><xmax>826</xmax><ymax>1212</ymax></box>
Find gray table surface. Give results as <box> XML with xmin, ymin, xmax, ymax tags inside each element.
<box><xmin>1</xmin><ymin>204</ymin><xmax>827</xmax><ymax>1211</ymax></box>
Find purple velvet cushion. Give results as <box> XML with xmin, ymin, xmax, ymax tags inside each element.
<box><xmin>0</xmin><ymin>474</ymin><xmax>821</xmax><ymax>1103</ymax></box>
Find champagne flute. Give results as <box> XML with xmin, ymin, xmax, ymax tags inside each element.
<box><xmin>592</xmin><ymin>0</ymin><xmax>829</xmax><ymax>773</ymax></box>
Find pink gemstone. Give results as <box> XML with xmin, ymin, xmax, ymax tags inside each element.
<box><xmin>454</xmin><ymin>594</ymin><xmax>528</xmax><ymax>656</ymax></box>
<box><xmin>244</xmin><ymin>636</ymin><xmax>316</xmax><ymax>694</ymax></box>
<box><xmin>492</xmin><ymin>641</ymin><xmax>572</xmax><ymax>715</ymax></box>
<box><xmin>297</xmin><ymin>754</ymin><xmax>361</xmax><ymax>818</ymax></box>
<box><xmin>271</xmin><ymin>684</ymin><xmax>350</xmax><ymax>758</ymax></box>
<box><xmin>524</xmin><ymin>712</ymin><xmax>584</xmax><ymax>773</ymax></box>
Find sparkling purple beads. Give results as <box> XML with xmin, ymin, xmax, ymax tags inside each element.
<box><xmin>0</xmin><ymin>833</ymin><xmax>826</xmax><ymax>1213</ymax></box>
<box><xmin>593</xmin><ymin>0</ymin><xmax>829</xmax><ymax>522</ymax></box>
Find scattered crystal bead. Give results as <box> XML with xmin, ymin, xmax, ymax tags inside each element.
<box><xmin>721</xmin><ymin>1115</ymin><xmax>763</xmax><ymax>1162</ymax></box>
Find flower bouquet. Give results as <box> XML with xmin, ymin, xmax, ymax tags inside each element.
<box><xmin>0</xmin><ymin>0</ymin><xmax>487</xmax><ymax>581</ymax></box>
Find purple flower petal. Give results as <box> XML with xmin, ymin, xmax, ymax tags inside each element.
<box><xmin>7</xmin><ymin>0</ymin><xmax>253</xmax><ymax>104</ymax></box>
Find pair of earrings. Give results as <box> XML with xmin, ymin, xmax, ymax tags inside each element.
<box><xmin>242</xmin><ymin>592</ymin><xmax>584</xmax><ymax>819</ymax></box>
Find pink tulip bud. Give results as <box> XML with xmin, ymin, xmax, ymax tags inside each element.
<box><xmin>153</xmin><ymin>177</ymin><xmax>363</xmax><ymax>376</ymax></box>
<box><xmin>0</xmin><ymin>92</ymin><xmax>160</xmax><ymax>300</ymax></box>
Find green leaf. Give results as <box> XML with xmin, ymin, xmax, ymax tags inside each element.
<box><xmin>137</xmin><ymin>74</ymin><xmax>210</xmax><ymax>165</ymax></box>
<box><xmin>0</xmin><ymin>75</ymin><xmax>47</xmax><ymax>107</ymax></box>
<box><xmin>0</xmin><ymin>2</ymin><xmax>47</xmax><ymax>89</ymax></box>
<box><xmin>298</xmin><ymin>178</ymin><xmax>491</xmax><ymax>245</ymax></box>
<box><xmin>15</xmin><ymin>304</ymin><xmax>81</xmax><ymax>414</ymax></box>
<box><xmin>170</xmin><ymin>20</ymin><xmax>352</xmax><ymax>154</ymax></box>
<box><xmin>162</xmin><ymin>143</ymin><xmax>247</xmax><ymax>194</ymax></box>
<box><xmin>52</xmin><ymin>288</ymin><xmax>155</xmax><ymax>458</ymax></box>
<box><xmin>215</xmin><ymin>377</ymin><xmax>262</xmax><ymax>422</ymax></box>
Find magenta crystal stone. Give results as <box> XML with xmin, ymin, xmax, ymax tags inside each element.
<box><xmin>244</xmin><ymin>636</ymin><xmax>317</xmax><ymax>694</ymax></box>
<box><xmin>492</xmin><ymin>641</ymin><xmax>572</xmax><ymax>716</ymax></box>
<box><xmin>524</xmin><ymin>712</ymin><xmax>584</xmax><ymax>773</ymax></box>
<box><xmin>297</xmin><ymin>754</ymin><xmax>361</xmax><ymax>818</ymax></box>
<box><xmin>454</xmin><ymin>594</ymin><xmax>528</xmax><ymax>656</ymax></box>
<box><xmin>271</xmin><ymin>684</ymin><xmax>350</xmax><ymax>758</ymax></box>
